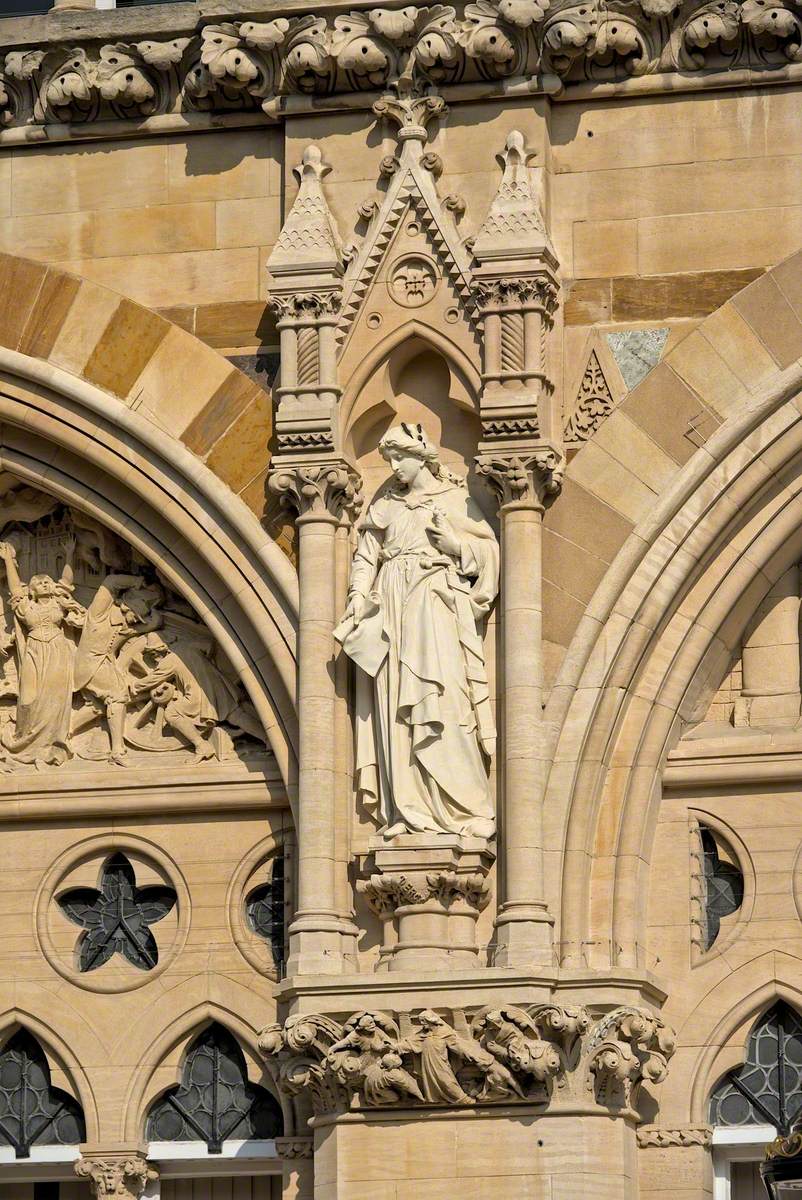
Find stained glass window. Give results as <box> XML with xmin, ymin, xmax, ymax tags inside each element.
<box><xmin>245</xmin><ymin>855</ymin><xmax>286</xmax><ymax>974</ymax></box>
<box><xmin>0</xmin><ymin>1030</ymin><xmax>85</xmax><ymax>1158</ymax></box>
<box><xmin>57</xmin><ymin>852</ymin><xmax>176</xmax><ymax>973</ymax></box>
<box><xmin>700</xmin><ymin>825</ymin><xmax>743</xmax><ymax>950</ymax></box>
<box><xmin>146</xmin><ymin>1024</ymin><xmax>282</xmax><ymax>1153</ymax></box>
<box><xmin>709</xmin><ymin>1004</ymin><xmax>802</xmax><ymax>1132</ymax></box>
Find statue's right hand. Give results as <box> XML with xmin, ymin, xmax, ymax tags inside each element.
<box><xmin>346</xmin><ymin>594</ymin><xmax>366</xmax><ymax>627</ymax></box>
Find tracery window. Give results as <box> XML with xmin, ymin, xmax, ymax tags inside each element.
<box><xmin>0</xmin><ymin>1030</ymin><xmax>85</xmax><ymax>1158</ymax></box>
<box><xmin>146</xmin><ymin>1024</ymin><xmax>282</xmax><ymax>1153</ymax></box>
<box><xmin>245</xmin><ymin>854</ymin><xmax>286</xmax><ymax>974</ymax></box>
<box><xmin>699</xmin><ymin>825</ymin><xmax>744</xmax><ymax>951</ymax></box>
<box><xmin>57</xmin><ymin>851</ymin><xmax>176</xmax><ymax>973</ymax></box>
<box><xmin>709</xmin><ymin>1003</ymin><xmax>802</xmax><ymax>1132</ymax></box>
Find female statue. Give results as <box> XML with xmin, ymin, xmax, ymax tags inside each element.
<box><xmin>335</xmin><ymin>424</ymin><xmax>498</xmax><ymax>840</ymax></box>
<box><xmin>0</xmin><ymin>539</ymin><xmax>84</xmax><ymax>764</ymax></box>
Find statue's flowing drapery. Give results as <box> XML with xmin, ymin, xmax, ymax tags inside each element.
<box><xmin>337</xmin><ymin>475</ymin><xmax>498</xmax><ymax>837</ymax></box>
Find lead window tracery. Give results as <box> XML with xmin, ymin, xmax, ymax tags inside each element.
<box><xmin>57</xmin><ymin>851</ymin><xmax>177</xmax><ymax>972</ymax></box>
<box><xmin>709</xmin><ymin>1004</ymin><xmax>802</xmax><ymax>1132</ymax></box>
<box><xmin>146</xmin><ymin>1023</ymin><xmax>282</xmax><ymax>1152</ymax></box>
<box><xmin>0</xmin><ymin>1030</ymin><xmax>85</xmax><ymax>1158</ymax></box>
<box><xmin>245</xmin><ymin>854</ymin><xmax>286</xmax><ymax>975</ymax></box>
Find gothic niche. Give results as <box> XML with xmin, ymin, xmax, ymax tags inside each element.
<box><xmin>0</xmin><ymin>480</ymin><xmax>268</xmax><ymax>770</ymax></box>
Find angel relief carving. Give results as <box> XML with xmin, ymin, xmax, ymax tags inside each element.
<box><xmin>0</xmin><ymin>482</ymin><xmax>268</xmax><ymax>772</ymax></box>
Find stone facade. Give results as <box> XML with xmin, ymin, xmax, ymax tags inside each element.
<box><xmin>2</xmin><ymin>0</ymin><xmax>802</xmax><ymax>1198</ymax></box>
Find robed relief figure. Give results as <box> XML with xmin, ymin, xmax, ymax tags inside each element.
<box><xmin>0</xmin><ymin>539</ymin><xmax>84</xmax><ymax>764</ymax></box>
<box><xmin>335</xmin><ymin>424</ymin><xmax>499</xmax><ymax>840</ymax></box>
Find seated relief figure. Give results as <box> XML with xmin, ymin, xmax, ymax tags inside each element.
<box><xmin>335</xmin><ymin>424</ymin><xmax>499</xmax><ymax>841</ymax></box>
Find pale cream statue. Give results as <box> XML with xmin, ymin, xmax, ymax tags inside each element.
<box><xmin>335</xmin><ymin>424</ymin><xmax>498</xmax><ymax>840</ymax></box>
<box><xmin>0</xmin><ymin>538</ymin><xmax>84</xmax><ymax>764</ymax></box>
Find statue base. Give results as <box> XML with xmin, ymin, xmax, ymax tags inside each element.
<box><xmin>359</xmin><ymin>834</ymin><xmax>495</xmax><ymax>972</ymax></box>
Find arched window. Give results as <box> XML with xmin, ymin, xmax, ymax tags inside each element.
<box><xmin>709</xmin><ymin>1003</ymin><xmax>802</xmax><ymax>1132</ymax></box>
<box><xmin>245</xmin><ymin>854</ymin><xmax>286</xmax><ymax>974</ymax></box>
<box><xmin>0</xmin><ymin>1030</ymin><xmax>85</xmax><ymax>1158</ymax></box>
<box><xmin>698</xmin><ymin>825</ymin><xmax>744</xmax><ymax>951</ymax></box>
<box><xmin>146</xmin><ymin>1024</ymin><xmax>282</xmax><ymax>1153</ymax></box>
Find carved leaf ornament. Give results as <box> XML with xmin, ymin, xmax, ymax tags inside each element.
<box><xmin>0</xmin><ymin>0</ymin><xmax>800</xmax><ymax>129</ymax></box>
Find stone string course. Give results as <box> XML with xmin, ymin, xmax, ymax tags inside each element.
<box><xmin>2</xmin><ymin>0</ymin><xmax>802</xmax><ymax>132</ymax></box>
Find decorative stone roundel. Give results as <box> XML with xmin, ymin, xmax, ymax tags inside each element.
<box><xmin>387</xmin><ymin>254</ymin><xmax>440</xmax><ymax>308</ymax></box>
<box><xmin>36</xmin><ymin>834</ymin><xmax>189</xmax><ymax>994</ymax></box>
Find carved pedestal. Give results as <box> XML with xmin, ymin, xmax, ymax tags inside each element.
<box><xmin>358</xmin><ymin>834</ymin><xmax>493</xmax><ymax>972</ymax></box>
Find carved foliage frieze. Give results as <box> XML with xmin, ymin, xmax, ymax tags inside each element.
<box><xmin>1</xmin><ymin>0</ymin><xmax>801</xmax><ymax>131</ymax></box>
<box><xmin>259</xmin><ymin>1003</ymin><xmax>675</xmax><ymax>1117</ymax></box>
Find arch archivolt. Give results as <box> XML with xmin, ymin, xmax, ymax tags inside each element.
<box><xmin>0</xmin><ymin>1003</ymin><xmax>101</xmax><ymax>1141</ymax></box>
<box><xmin>0</xmin><ymin>350</ymin><xmax>298</xmax><ymax>783</ymax></box>
<box><xmin>651</xmin><ymin>957</ymin><xmax>802</xmax><ymax>1124</ymax></box>
<box><xmin>550</xmin><ymin>358</ymin><xmax>802</xmax><ymax>971</ymax></box>
<box><xmin>121</xmin><ymin>991</ymin><xmax>275</xmax><ymax>1142</ymax></box>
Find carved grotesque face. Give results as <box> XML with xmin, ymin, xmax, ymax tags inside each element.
<box><xmin>386</xmin><ymin>450</ymin><xmax>424</xmax><ymax>488</ymax></box>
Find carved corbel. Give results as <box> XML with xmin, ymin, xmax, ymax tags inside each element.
<box><xmin>74</xmin><ymin>1152</ymin><xmax>157</xmax><ymax>1200</ymax></box>
<box><xmin>275</xmin><ymin>1135</ymin><xmax>315</xmax><ymax>1158</ymax></box>
<box><xmin>260</xmin><ymin>1002</ymin><xmax>660</xmax><ymax>1116</ymax></box>
<box><xmin>584</xmin><ymin>1007</ymin><xmax>677</xmax><ymax>1113</ymax></box>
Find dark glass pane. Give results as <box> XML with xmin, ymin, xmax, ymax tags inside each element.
<box><xmin>34</xmin><ymin>1186</ymin><xmax>60</xmax><ymax>1200</ymax></box>
<box><xmin>245</xmin><ymin>855</ymin><xmax>285</xmax><ymax>973</ymax></box>
<box><xmin>709</xmin><ymin>1004</ymin><xmax>802</xmax><ymax>1132</ymax></box>
<box><xmin>0</xmin><ymin>1031</ymin><xmax>85</xmax><ymax>1158</ymax></box>
<box><xmin>57</xmin><ymin>852</ymin><xmax>176</xmax><ymax>974</ymax></box>
<box><xmin>0</xmin><ymin>0</ymin><xmax>51</xmax><ymax>13</ymax></box>
<box><xmin>146</xmin><ymin>1023</ymin><xmax>282</xmax><ymax>1153</ymax></box>
<box><xmin>700</xmin><ymin>827</ymin><xmax>744</xmax><ymax>950</ymax></box>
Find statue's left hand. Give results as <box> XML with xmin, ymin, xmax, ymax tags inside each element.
<box><xmin>429</xmin><ymin>508</ymin><xmax>461</xmax><ymax>558</ymax></box>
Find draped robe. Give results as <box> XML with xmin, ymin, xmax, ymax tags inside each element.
<box><xmin>336</xmin><ymin>476</ymin><xmax>499</xmax><ymax>837</ymax></box>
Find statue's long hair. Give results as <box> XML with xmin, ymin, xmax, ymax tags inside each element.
<box><xmin>378</xmin><ymin>423</ymin><xmax>464</xmax><ymax>487</ymax></box>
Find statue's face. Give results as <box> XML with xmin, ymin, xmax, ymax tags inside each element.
<box><xmin>30</xmin><ymin>576</ymin><xmax>55</xmax><ymax>599</ymax></box>
<box><xmin>386</xmin><ymin>450</ymin><xmax>423</xmax><ymax>487</ymax></box>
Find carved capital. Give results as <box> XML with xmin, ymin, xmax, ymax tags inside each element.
<box><xmin>75</xmin><ymin>1153</ymin><xmax>157</xmax><ymax>1200</ymax></box>
<box><xmin>475</xmin><ymin>274</ymin><xmax>559</xmax><ymax>314</ymax></box>
<box><xmin>358</xmin><ymin>869</ymin><xmax>491</xmax><ymax>915</ymax></box>
<box><xmin>269</xmin><ymin>289</ymin><xmax>342</xmax><ymax>322</ymax></box>
<box><xmin>475</xmin><ymin>448</ymin><xmax>563</xmax><ymax>510</ymax></box>
<box><xmin>267</xmin><ymin>461</ymin><xmax>363</xmax><ymax>522</ymax></box>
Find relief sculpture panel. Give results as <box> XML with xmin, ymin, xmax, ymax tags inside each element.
<box><xmin>0</xmin><ymin>478</ymin><xmax>268</xmax><ymax>771</ymax></box>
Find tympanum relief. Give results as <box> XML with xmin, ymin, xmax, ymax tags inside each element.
<box><xmin>334</xmin><ymin>424</ymin><xmax>498</xmax><ymax>840</ymax></box>
<box><xmin>0</xmin><ymin>479</ymin><xmax>267</xmax><ymax>771</ymax></box>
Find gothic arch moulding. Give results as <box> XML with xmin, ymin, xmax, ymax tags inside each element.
<box><xmin>0</xmin><ymin>1006</ymin><xmax>101</xmax><ymax>1142</ymax></box>
<box><xmin>122</xmin><ymin>996</ymin><xmax>275</xmax><ymax>1142</ymax></box>
<box><xmin>0</xmin><ymin>255</ymin><xmax>298</xmax><ymax>783</ymax></box>
<box><xmin>680</xmin><ymin>964</ymin><xmax>802</xmax><ymax>1125</ymax></box>
<box><xmin>543</xmin><ymin>249</ymin><xmax>802</xmax><ymax>972</ymax></box>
